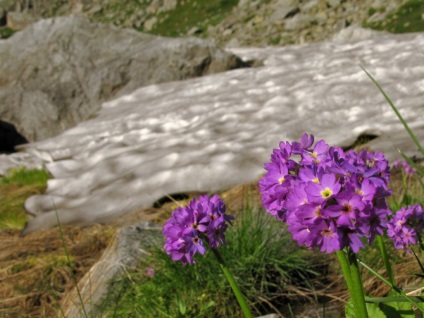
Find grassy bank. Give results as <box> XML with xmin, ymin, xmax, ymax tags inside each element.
<box><xmin>0</xmin><ymin>168</ymin><xmax>50</xmax><ymax>231</ymax></box>
<box><xmin>364</xmin><ymin>0</ymin><xmax>424</xmax><ymax>33</ymax></box>
<box><xmin>0</xmin><ymin>168</ymin><xmax>116</xmax><ymax>317</ymax></box>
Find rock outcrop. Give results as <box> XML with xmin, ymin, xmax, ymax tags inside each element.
<box><xmin>0</xmin><ymin>15</ymin><xmax>248</xmax><ymax>141</ymax></box>
<box><xmin>209</xmin><ymin>0</ymin><xmax>404</xmax><ymax>47</ymax></box>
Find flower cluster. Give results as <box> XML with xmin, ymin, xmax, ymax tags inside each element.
<box><xmin>259</xmin><ymin>133</ymin><xmax>392</xmax><ymax>253</ymax></box>
<box><xmin>163</xmin><ymin>194</ymin><xmax>233</xmax><ymax>265</ymax></box>
<box><xmin>387</xmin><ymin>204</ymin><xmax>424</xmax><ymax>251</ymax></box>
<box><xmin>393</xmin><ymin>159</ymin><xmax>417</xmax><ymax>176</ymax></box>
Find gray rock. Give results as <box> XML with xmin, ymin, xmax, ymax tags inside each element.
<box><xmin>284</xmin><ymin>13</ymin><xmax>313</xmax><ymax>31</ymax></box>
<box><xmin>60</xmin><ymin>221</ymin><xmax>162</xmax><ymax>318</ymax></box>
<box><xmin>143</xmin><ymin>15</ymin><xmax>157</xmax><ymax>31</ymax></box>
<box><xmin>6</xmin><ymin>10</ymin><xmax>37</xmax><ymax>29</ymax></box>
<box><xmin>332</xmin><ymin>24</ymin><xmax>383</xmax><ymax>42</ymax></box>
<box><xmin>327</xmin><ymin>0</ymin><xmax>341</xmax><ymax>7</ymax></box>
<box><xmin>0</xmin><ymin>15</ymin><xmax>248</xmax><ymax>142</ymax></box>
<box><xmin>302</xmin><ymin>0</ymin><xmax>322</xmax><ymax>11</ymax></box>
<box><xmin>269</xmin><ymin>6</ymin><xmax>300</xmax><ymax>23</ymax></box>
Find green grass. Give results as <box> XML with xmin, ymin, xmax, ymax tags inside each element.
<box><xmin>91</xmin><ymin>0</ymin><xmax>150</xmax><ymax>26</ymax></box>
<box><xmin>364</xmin><ymin>0</ymin><xmax>424</xmax><ymax>33</ymax></box>
<box><xmin>0</xmin><ymin>168</ymin><xmax>50</xmax><ymax>230</ymax></box>
<box><xmin>0</xmin><ymin>26</ymin><xmax>17</xmax><ymax>39</ymax></box>
<box><xmin>148</xmin><ymin>0</ymin><xmax>238</xmax><ymax>37</ymax></box>
<box><xmin>98</xmin><ymin>205</ymin><xmax>324</xmax><ymax>317</ymax></box>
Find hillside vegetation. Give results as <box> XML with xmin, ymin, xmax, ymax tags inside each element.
<box><xmin>0</xmin><ymin>0</ymin><xmax>421</xmax><ymax>46</ymax></box>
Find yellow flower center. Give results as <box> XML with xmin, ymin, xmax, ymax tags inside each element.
<box><xmin>321</xmin><ymin>188</ymin><xmax>332</xmax><ymax>198</ymax></box>
<box><xmin>278</xmin><ymin>176</ymin><xmax>285</xmax><ymax>184</ymax></box>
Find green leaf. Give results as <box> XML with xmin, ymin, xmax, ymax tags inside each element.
<box><xmin>366</xmin><ymin>302</ymin><xmax>387</xmax><ymax>318</ymax></box>
<box><xmin>379</xmin><ymin>291</ymin><xmax>415</xmax><ymax>318</ymax></box>
<box><xmin>345</xmin><ymin>300</ymin><xmax>356</xmax><ymax>318</ymax></box>
<box><xmin>346</xmin><ymin>300</ymin><xmax>387</xmax><ymax>318</ymax></box>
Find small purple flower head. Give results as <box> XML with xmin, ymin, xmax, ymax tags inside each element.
<box><xmin>388</xmin><ymin>204</ymin><xmax>424</xmax><ymax>252</ymax></box>
<box><xmin>393</xmin><ymin>159</ymin><xmax>417</xmax><ymax>177</ymax></box>
<box><xmin>146</xmin><ymin>268</ymin><xmax>155</xmax><ymax>277</ymax></box>
<box><xmin>163</xmin><ymin>195</ymin><xmax>233</xmax><ymax>265</ymax></box>
<box><xmin>259</xmin><ymin>133</ymin><xmax>392</xmax><ymax>254</ymax></box>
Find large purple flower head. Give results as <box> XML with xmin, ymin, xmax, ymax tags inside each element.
<box><xmin>163</xmin><ymin>194</ymin><xmax>233</xmax><ymax>265</ymax></box>
<box><xmin>387</xmin><ymin>204</ymin><xmax>424</xmax><ymax>252</ymax></box>
<box><xmin>259</xmin><ymin>133</ymin><xmax>392</xmax><ymax>253</ymax></box>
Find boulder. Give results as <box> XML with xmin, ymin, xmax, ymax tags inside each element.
<box><xmin>60</xmin><ymin>221</ymin><xmax>162</xmax><ymax>318</ymax></box>
<box><xmin>0</xmin><ymin>15</ymin><xmax>249</xmax><ymax>142</ymax></box>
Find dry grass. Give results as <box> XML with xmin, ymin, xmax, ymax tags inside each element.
<box><xmin>0</xmin><ymin>225</ymin><xmax>116</xmax><ymax>317</ymax></box>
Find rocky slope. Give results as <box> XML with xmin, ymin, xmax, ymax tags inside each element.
<box><xmin>0</xmin><ymin>0</ymin><xmax>409</xmax><ymax>46</ymax></box>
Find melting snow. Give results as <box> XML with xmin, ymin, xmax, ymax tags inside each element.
<box><xmin>6</xmin><ymin>31</ymin><xmax>424</xmax><ymax>233</ymax></box>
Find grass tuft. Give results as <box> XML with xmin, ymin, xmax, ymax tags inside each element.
<box><xmin>98</xmin><ymin>202</ymin><xmax>326</xmax><ymax>317</ymax></box>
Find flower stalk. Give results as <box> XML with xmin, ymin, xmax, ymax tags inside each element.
<box><xmin>163</xmin><ymin>195</ymin><xmax>253</xmax><ymax>316</ymax></box>
<box><xmin>337</xmin><ymin>249</ymin><xmax>368</xmax><ymax>318</ymax></box>
<box><xmin>211</xmin><ymin>248</ymin><xmax>253</xmax><ymax>318</ymax></box>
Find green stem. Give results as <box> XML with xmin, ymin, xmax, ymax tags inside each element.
<box><xmin>337</xmin><ymin>250</ymin><xmax>368</xmax><ymax>318</ymax></box>
<box><xmin>211</xmin><ymin>248</ymin><xmax>253</xmax><ymax>318</ymax></box>
<box><xmin>336</xmin><ymin>250</ymin><xmax>353</xmax><ymax>291</ymax></box>
<box><xmin>377</xmin><ymin>236</ymin><xmax>395</xmax><ymax>286</ymax></box>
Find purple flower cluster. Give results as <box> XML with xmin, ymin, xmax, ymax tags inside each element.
<box><xmin>163</xmin><ymin>194</ymin><xmax>233</xmax><ymax>265</ymax></box>
<box><xmin>393</xmin><ymin>159</ymin><xmax>417</xmax><ymax>176</ymax></box>
<box><xmin>387</xmin><ymin>204</ymin><xmax>424</xmax><ymax>251</ymax></box>
<box><xmin>259</xmin><ymin>133</ymin><xmax>392</xmax><ymax>253</ymax></box>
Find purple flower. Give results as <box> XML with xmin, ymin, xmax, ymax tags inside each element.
<box><xmin>163</xmin><ymin>195</ymin><xmax>233</xmax><ymax>265</ymax></box>
<box><xmin>259</xmin><ymin>133</ymin><xmax>392</xmax><ymax>253</ymax></box>
<box><xmin>301</xmin><ymin>140</ymin><xmax>329</xmax><ymax>166</ymax></box>
<box><xmin>326</xmin><ymin>190</ymin><xmax>364</xmax><ymax>228</ymax></box>
<box><xmin>305</xmin><ymin>173</ymin><xmax>341</xmax><ymax>204</ymax></box>
<box><xmin>292</xmin><ymin>133</ymin><xmax>314</xmax><ymax>154</ymax></box>
<box><xmin>146</xmin><ymin>268</ymin><xmax>155</xmax><ymax>277</ymax></box>
<box><xmin>388</xmin><ymin>204</ymin><xmax>424</xmax><ymax>252</ymax></box>
<box><xmin>314</xmin><ymin>219</ymin><xmax>341</xmax><ymax>254</ymax></box>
